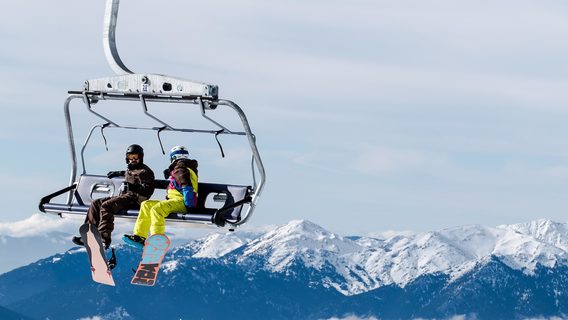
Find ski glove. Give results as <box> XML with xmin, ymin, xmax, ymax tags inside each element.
<box><xmin>163</xmin><ymin>168</ymin><xmax>171</xmax><ymax>179</ymax></box>
<box><xmin>107</xmin><ymin>171</ymin><xmax>126</xmax><ymax>179</ymax></box>
<box><xmin>181</xmin><ymin>186</ymin><xmax>194</xmax><ymax>208</ymax></box>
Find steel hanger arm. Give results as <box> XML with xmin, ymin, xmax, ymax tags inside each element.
<box><xmin>103</xmin><ymin>0</ymin><xmax>133</xmax><ymax>75</ymax></box>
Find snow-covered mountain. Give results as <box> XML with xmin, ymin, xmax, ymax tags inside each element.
<box><xmin>167</xmin><ymin>218</ymin><xmax>568</xmax><ymax>296</ymax></box>
<box><xmin>0</xmin><ymin>219</ymin><xmax>567</xmax><ymax>320</ymax></box>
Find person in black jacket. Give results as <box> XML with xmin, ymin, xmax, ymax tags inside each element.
<box><xmin>72</xmin><ymin>144</ymin><xmax>155</xmax><ymax>248</ymax></box>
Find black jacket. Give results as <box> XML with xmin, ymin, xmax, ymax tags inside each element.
<box><xmin>124</xmin><ymin>163</ymin><xmax>155</xmax><ymax>200</ymax></box>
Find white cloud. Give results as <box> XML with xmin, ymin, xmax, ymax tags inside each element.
<box><xmin>0</xmin><ymin>214</ymin><xmax>77</xmax><ymax>238</ymax></box>
<box><xmin>351</xmin><ymin>146</ymin><xmax>449</xmax><ymax>176</ymax></box>
<box><xmin>290</xmin><ymin>151</ymin><xmax>345</xmax><ymax>174</ymax></box>
<box><xmin>543</xmin><ymin>166</ymin><xmax>568</xmax><ymax>181</ymax></box>
<box><xmin>502</xmin><ymin>163</ymin><xmax>568</xmax><ymax>184</ymax></box>
<box><xmin>0</xmin><ymin>213</ymin><xmax>271</xmax><ymax>244</ymax></box>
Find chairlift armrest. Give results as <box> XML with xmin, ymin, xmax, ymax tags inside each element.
<box><xmin>220</xmin><ymin>195</ymin><xmax>252</xmax><ymax>213</ymax></box>
<box><xmin>38</xmin><ymin>184</ymin><xmax>78</xmax><ymax>212</ymax></box>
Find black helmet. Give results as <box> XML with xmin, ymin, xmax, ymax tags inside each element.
<box><xmin>125</xmin><ymin>144</ymin><xmax>144</xmax><ymax>164</ymax></box>
<box><xmin>126</xmin><ymin>144</ymin><xmax>144</xmax><ymax>155</ymax></box>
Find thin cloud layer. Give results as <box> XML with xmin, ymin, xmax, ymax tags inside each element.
<box><xmin>0</xmin><ymin>214</ymin><xmax>273</xmax><ymax>242</ymax></box>
<box><xmin>0</xmin><ymin>214</ymin><xmax>77</xmax><ymax>238</ymax></box>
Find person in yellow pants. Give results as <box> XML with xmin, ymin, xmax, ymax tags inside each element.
<box><xmin>123</xmin><ymin>145</ymin><xmax>198</xmax><ymax>248</ymax></box>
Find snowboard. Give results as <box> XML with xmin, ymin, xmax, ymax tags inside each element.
<box><xmin>131</xmin><ymin>234</ymin><xmax>170</xmax><ymax>286</ymax></box>
<box><xmin>79</xmin><ymin>223</ymin><xmax>115</xmax><ymax>286</ymax></box>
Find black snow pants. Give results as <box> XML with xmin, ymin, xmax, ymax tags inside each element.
<box><xmin>84</xmin><ymin>195</ymin><xmax>139</xmax><ymax>246</ymax></box>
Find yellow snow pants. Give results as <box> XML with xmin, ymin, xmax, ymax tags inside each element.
<box><xmin>133</xmin><ymin>199</ymin><xmax>187</xmax><ymax>237</ymax></box>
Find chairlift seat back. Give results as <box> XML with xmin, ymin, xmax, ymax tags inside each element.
<box><xmin>41</xmin><ymin>174</ymin><xmax>251</xmax><ymax>225</ymax></box>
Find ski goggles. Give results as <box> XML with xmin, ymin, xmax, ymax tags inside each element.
<box><xmin>127</xmin><ymin>155</ymin><xmax>141</xmax><ymax>162</ymax></box>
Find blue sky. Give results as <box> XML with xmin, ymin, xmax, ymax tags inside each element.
<box><xmin>1</xmin><ymin>0</ymin><xmax>568</xmax><ymax>237</ymax></box>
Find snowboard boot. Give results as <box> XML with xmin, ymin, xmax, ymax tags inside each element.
<box><xmin>122</xmin><ymin>234</ymin><xmax>146</xmax><ymax>249</ymax></box>
<box><xmin>72</xmin><ymin>236</ymin><xmax>84</xmax><ymax>246</ymax></box>
<box><xmin>108</xmin><ymin>248</ymin><xmax>117</xmax><ymax>270</ymax></box>
<box><xmin>100</xmin><ymin>232</ymin><xmax>111</xmax><ymax>250</ymax></box>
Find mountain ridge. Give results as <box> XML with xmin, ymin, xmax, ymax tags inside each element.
<box><xmin>0</xmin><ymin>218</ymin><xmax>567</xmax><ymax>319</ymax></box>
<box><xmin>182</xmin><ymin>218</ymin><xmax>568</xmax><ymax>295</ymax></box>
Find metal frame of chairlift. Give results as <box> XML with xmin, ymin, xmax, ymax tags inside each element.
<box><xmin>38</xmin><ymin>0</ymin><xmax>266</xmax><ymax>228</ymax></box>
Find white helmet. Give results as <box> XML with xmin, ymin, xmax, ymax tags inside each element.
<box><xmin>170</xmin><ymin>145</ymin><xmax>189</xmax><ymax>162</ymax></box>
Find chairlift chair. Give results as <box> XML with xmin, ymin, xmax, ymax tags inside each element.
<box><xmin>38</xmin><ymin>0</ymin><xmax>266</xmax><ymax>229</ymax></box>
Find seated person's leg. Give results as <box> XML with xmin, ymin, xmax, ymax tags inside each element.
<box><xmin>85</xmin><ymin>197</ymin><xmax>107</xmax><ymax>226</ymax></box>
<box><xmin>149</xmin><ymin>199</ymin><xmax>187</xmax><ymax>235</ymax></box>
<box><xmin>133</xmin><ymin>200</ymin><xmax>160</xmax><ymax>238</ymax></box>
<box><xmin>99</xmin><ymin>195</ymin><xmax>137</xmax><ymax>246</ymax></box>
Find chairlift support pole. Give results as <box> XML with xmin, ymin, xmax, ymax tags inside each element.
<box><xmin>103</xmin><ymin>0</ymin><xmax>132</xmax><ymax>75</ymax></box>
